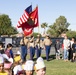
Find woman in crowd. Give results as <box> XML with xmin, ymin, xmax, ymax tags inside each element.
<box><xmin>72</xmin><ymin>38</ymin><xmax>76</xmax><ymax>62</ymax></box>
<box><xmin>69</xmin><ymin>37</ymin><xmax>75</xmax><ymax>61</ymax></box>
<box><xmin>5</xmin><ymin>43</ymin><xmax>14</xmax><ymax>59</ymax></box>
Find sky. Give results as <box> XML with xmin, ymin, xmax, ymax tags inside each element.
<box><xmin>0</xmin><ymin>0</ymin><xmax>76</xmax><ymax>34</ymax></box>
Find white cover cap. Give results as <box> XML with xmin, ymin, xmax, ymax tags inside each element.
<box><xmin>8</xmin><ymin>58</ymin><xmax>13</xmax><ymax>63</ymax></box>
<box><xmin>35</xmin><ymin>57</ymin><xmax>45</xmax><ymax>70</ymax></box>
<box><xmin>17</xmin><ymin>51</ymin><xmax>21</xmax><ymax>55</ymax></box>
<box><xmin>24</xmin><ymin>60</ymin><xmax>34</xmax><ymax>71</ymax></box>
<box><xmin>2</xmin><ymin>54</ymin><xmax>9</xmax><ymax>60</ymax></box>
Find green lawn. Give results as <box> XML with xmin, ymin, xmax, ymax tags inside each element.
<box><xmin>27</xmin><ymin>54</ymin><xmax>76</xmax><ymax>75</ymax></box>
<box><xmin>44</xmin><ymin>59</ymin><xmax>76</xmax><ymax>75</ymax></box>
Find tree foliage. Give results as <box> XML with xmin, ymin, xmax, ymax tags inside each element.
<box><xmin>66</xmin><ymin>30</ymin><xmax>76</xmax><ymax>38</ymax></box>
<box><xmin>33</xmin><ymin>32</ymin><xmax>41</xmax><ymax>38</ymax></box>
<box><xmin>47</xmin><ymin>16</ymin><xmax>70</xmax><ymax>37</ymax></box>
<box><xmin>0</xmin><ymin>14</ymin><xmax>18</xmax><ymax>35</ymax></box>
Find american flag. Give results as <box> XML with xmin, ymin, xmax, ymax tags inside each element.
<box><xmin>17</xmin><ymin>5</ymin><xmax>32</xmax><ymax>28</ymax></box>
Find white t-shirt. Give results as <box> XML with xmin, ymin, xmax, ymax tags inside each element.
<box><xmin>63</xmin><ymin>39</ymin><xmax>70</xmax><ymax>50</ymax></box>
<box><xmin>70</xmin><ymin>41</ymin><xmax>74</xmax><ymax>48</ymax></box>
<box><xmin>13</xmin><ymin>65</ymin><xmax>23</xmax><ymax>75</ymax></box>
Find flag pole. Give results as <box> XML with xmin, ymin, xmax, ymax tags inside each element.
<box><xmin>31</xmin><ymin>2</ymin><xmax>34</xmax><ymax>36</ymax></box>
<box><xmin>37</xmin><ymin>5</ymin><xmax>40</xmax><ymax>34</ymax></box>
<box><xmin>38</xmin><ymin>24</ymin><xmax>40</xmax><ymax>34</ymax></box>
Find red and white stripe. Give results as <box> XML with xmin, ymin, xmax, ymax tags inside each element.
<box><xmin>17</xmin><ymin>10</ymin><xmax>29</xmax><ymax>28</ymax></box>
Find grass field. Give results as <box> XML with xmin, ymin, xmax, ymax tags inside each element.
<box><xmin>43</xmin><ymin>58</ymin><xmax>76</xmax><ymax>75</ymax></box>
<box><xmin>26</xmin><ymin>54</ymin><xmax>76</xmax><ymax>75</ymax></box>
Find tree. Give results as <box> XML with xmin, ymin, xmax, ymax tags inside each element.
<box><xmin>41</xmin><ymin>22</ymin><xmax>48</xmax><ymax>34</ymax></box>
<box><xmin>33</xmin><ymin>32</ymin><xmax>41</xmax><ymax>38</ymax></box>
<box><xmin>66</xmin><ymin>30</ymin><xmax>76</xmax><ymax>38</ymax></box>
<box><xmin>0</xmin><ymin>14</ymin><xmax>18</xmax><ymax>35</ymax></box>
<box><xmin>47</xmin><ymin>16</ymin><xmax>70</xmax><ymax>37</ymax></box>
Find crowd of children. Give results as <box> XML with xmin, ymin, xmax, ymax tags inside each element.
<box><xmin>0</xmin><ymin>42</ymin><xmax>46</xmax><ymax>75</ymax></box>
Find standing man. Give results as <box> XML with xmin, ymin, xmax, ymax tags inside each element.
<box><xmin>43</xmin><ymin>35</ymin><xmax>52</xmax><ymax>61</ymax></box>
<box><xmin>63</xmin><ymin>35</ymin><xmax>70</xmax><ymax>61</ymax></box>
<box><xmin>28</xmin><ymin>35</ymin><xmax>35</xmax><ymax>60</ymax></box>
<box><xmin>35</xmin><ymin>34</ymin><xmax>42</xmax><ymax>59</ymax></box>
<box><xmin>20</xmin><ymin>36</ymin><xmax>29</xmax><ymax>62</ymax></box>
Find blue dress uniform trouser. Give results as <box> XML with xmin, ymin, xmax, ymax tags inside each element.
<box><xmin>36</xmin><ymin>45</ymin><xmax>41</xmax><ymax>59</ymax></box>
<box><xmin>45</xmin><ymin>45</ymin><xmax>51</xmax><ymax>60</ymax></box>
<box><xmin>30</xmin><ymin>47</ymin><xmax>35</xmax><ymax>60</ymax></box>
<box><xmin>21</xmin><ymin>45</ymin><xmax>27</xmax><ymax>61</ymax></box>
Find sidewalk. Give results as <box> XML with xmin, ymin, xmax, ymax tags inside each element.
<box><xmin>12</xmin><ymin>46</ymin><xmax>62</xmax><ymax>55</ymax></box>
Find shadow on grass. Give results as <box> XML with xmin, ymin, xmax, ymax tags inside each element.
<box><xmin>41</xmin><ymin>54</ymin><xmax>56</xmax><ymax>61</ymax></box>
<box><xmin>29</xmin><ymin>54</ymin><xmax>62</xmax><ymax>61</ymax></box>
<box><xmin>33</xmin><ymin>54</ymin><xmax>62</xmax><ymax>61</ymax></box>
